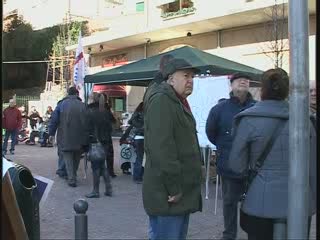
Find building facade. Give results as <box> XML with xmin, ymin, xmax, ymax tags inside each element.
<box><xmin>66</xmin><ymin>0</ymin><xmax>316</xmax><ymax>112</ymax></box>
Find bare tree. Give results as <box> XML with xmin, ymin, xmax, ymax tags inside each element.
<box><xmin>259</xmin><ymin>0</ymin><xmax>288</xmax><ymax>68</ymax></box>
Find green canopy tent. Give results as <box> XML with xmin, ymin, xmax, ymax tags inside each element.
<box><xmin>84</xmin><ymin>46</ymin><xmax>263</xmax><ymax>99</ymax></box>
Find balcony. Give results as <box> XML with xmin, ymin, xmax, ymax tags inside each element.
<box><xmin>159</xmin><ymin>0</ymin><xmax>196</xmax><ymax>20</ymax></box>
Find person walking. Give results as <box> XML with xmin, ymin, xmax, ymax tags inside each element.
<box><xmin>51</xmin><ymin>99</ymin><xmax>67</xmax><ymax>178</ymax></box>
<box><xmin>85</xmin><ymin>92</ymin><xmax>113</xmax><ymax>198</ymax></box>
<box><xmin>205</xmin><ymin>73</ymin><xmax>256</xmax><ymax>240</ymax></box>
<box><xmin>226</xmin><ymin>68</ymin><xmax>316</xmax><ymax>240</ymax></box>
<box><xmin>143</xmin><ymin>58</ymin><xmax>202</xmax><ymax>240</ymax></box>
<box><xmin>128</xmin><ymin>102</ymin><xmax>144</xmax><ymax>184</ymax></box>
<box><xmin>2</xmin><ymin>99</ymin><xmax>22</xmax><ymax>155</ymax></box>
<box><xmin>105</xmin><ymin>100</ymin><xmax>117</xmax><ymax>178</ymax></box>
<box><xmin>49</xmin><ymin>87</ymin><xmax>87</xmax><ymax>187</ymax></box>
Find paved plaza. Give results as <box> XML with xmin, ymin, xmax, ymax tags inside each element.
<box><xmin>5</xmin><ymin>139</ymin><xmax>316</xmax><ymax>239</ymax></box>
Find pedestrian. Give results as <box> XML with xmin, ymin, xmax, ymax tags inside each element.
<box><xmin>2</xmin><ymin>99</ymin><xmax>22</xmax><ymax>155</ymax></box>
<box><xmin>29</xmin><ymin>106</ymin><xmax>41</xmax><ymax>130</ymax></box>
<box><xmin>104</xmin><ymin>99</ymin><xmax>117</xmax><ymax>178</ymax></box>
<box><xmin>51</xmin><ymin>99</ymin><xmax>67</xmax><ymax>178</ymax></box>
<box><xmin>26</xmin><ymin>116</ymin><xmax>43</xmax><ymax>145</ymax></box>
<box><xmin>205</xmin><ymin>72</ymin><xmax>256</xmax><ymax>240</ymax></box>
<box><xmin>128</xmin><ymin>102</ymin><xmax>144</xmax><ymax>184</ymax></box>
<box><xmin>49</xmin><ymin>87</ymin><xmax>87</xmax><ymax>187</ymax></box>
<box><xmin>40</xmin><ymin>106</ymin><xmax>53</xmax><ymax>147</ymax></box>
<box><xmin>143</xmin><ymin>54</ymin><xmax>174</xmax><ymax>103</ymax></box>
<box><xmin>85</xmin><ymin>92</ymin><xmax>112</xmax><ymax>198</ymax></box>
<box><xmin>226</xmin><ymin>68</ymin><xmax>316</xmax><ymax>240</ymax></box>
<box><xmin>310</xmin><ymin>80</ymin><xmax>316</xmax><ymax>128</ymax></box>
<box><xmin>143</xmin><ymin>58</ymin><xmax>202</xmax><ymax>240</ymax></box>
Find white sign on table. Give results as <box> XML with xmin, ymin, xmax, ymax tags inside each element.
<box><xmin>188</xmin><ymin>76</ymin><xmax>230</xmax><ymax>149</ymax></box>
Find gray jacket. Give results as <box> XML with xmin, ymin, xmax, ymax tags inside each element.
<box><xmin>227</xmin><ymin>100</ymin><xmax>316</xmax><ymax>218</ymax></box>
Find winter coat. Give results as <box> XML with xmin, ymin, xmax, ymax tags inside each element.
<box><xmin>128</xmin><ymin>111</ymin><xmax>144</xmax><ymax>136</ymax></box>
<box><xmin>205</xmin><ymin>92</ymin><xmax>256</xmax><ymax>177</ymax></box>
<box><xmin>49</xmin><ymin>95</ymin><xmax>87</xmax><ymax>151</ymax></box>
<box><xmin>2</xmin><ymin>107</ymin><xmax>22</xmax><ymax>130</ymax></box>
<box><xmin>86</xmin><ymin>102</ymin><xmax>113</xmax><ymax>144</ymax></box>
<box><xmin>29</xmin><ymin>111</ymin><xmax>41</xmax><ymax>127</ymax></box>
<box><xmin>226</xmin><ymin>100</ymin><xmax>317</xmax><ymax>218</ymax></box>
<box><xmin>143</xmin><ymin>81</ymin><xmax>202</xmax><ymax>216</ymax></box>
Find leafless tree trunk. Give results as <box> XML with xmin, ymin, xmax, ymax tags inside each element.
<box><xmin>259</xmin><ymin>0</ymin><xmax>288</xmax><ymax>68</ymax></box>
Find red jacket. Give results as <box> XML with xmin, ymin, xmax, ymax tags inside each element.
<box><xmin>2</xmin><ymin>107</ymin><xmax>22</xmax><ymax>130</ymax></box>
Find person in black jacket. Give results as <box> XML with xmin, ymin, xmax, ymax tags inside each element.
<box><xmin>104</xmin><ymin>98</ymin><xmax>117</xmax><ymax>178</ymax></box>
<box><xmin>128</xmin><ymin>102</ymin><xmax>144</xmax><ymax>183</ymax></box>
<box><xmin>85</xmin><ymin>92</ymin><xmax>112</xmax><ymax>198</ymax></box>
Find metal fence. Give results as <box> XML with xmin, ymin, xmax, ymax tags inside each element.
<box><xmin>15</xmin><ymin>96</ymin><xmax>40</xmax><ymax>111</ymax></box>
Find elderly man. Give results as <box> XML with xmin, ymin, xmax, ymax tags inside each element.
<box><xmin>206</xmin><ymin>73</ymin><xmax>256</xmax><ymax>240</ymax></box>
<box><xmin>49</xmin><ymin>87</ymin><xmax>87</xmax><ymax>187</ymax></box>
<box><xmin>143</xmin><ymin>58</ymin><xmax>202</xmax><ymax>240</ymax></box>
<box><xmin>2</xmin><ymin>99</ymin><xmax>22</xmax><ymax>155</ymax></box>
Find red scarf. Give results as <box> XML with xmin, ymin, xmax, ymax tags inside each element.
<box><xmin>175</xmin><ymin>91</ymin><xmax>192</xmax><ymax>113</ymax></box>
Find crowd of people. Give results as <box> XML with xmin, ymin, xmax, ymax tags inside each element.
<box><xmin>141</xmin><ymin>56</ymin><xmax>316</xmax><ymax>240</ymax></box>
<box><xmin>2</xmin><ymin>54</ymin><xmax>316</xmax><ymax>239</ymax></box>
<box><xmin>2</xmin><ymin>102</ymin><xmax>54</xmax><ymax>155</ymax></box>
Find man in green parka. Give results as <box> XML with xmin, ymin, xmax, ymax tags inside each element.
<box><xmin>143</xmin><ymin>58</ymin><xmax>203</xmax><ymax>240</ymax></box>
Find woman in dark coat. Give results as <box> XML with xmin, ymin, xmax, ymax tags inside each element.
<box><xmin>226</xmin><ymin>68</ymin><xmax>316</xmax><ymax>240</ymax></box>
<box><xmin>85</xmin><ymin>92</ymin><xmax>112</xmax><ymax>198</ymax></box>
<box><xmin>104</xmin><ymin>98</ymin><xmax>117</xmax><ymax>178</ymax></box>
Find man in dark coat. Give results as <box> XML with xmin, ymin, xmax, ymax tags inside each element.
<box><xmin>205</xmin><ymin>73</ymin><xmax>256</xmax><ymax>240</ymax></box>
<box><xmin>49</xmin><ymin>87</ymin><xmax>87</xmax><ymax>187</ymax></box>
<box><xmin>143</xmin><ymin>58</ymin><xmax>202</xmax><ymax>240</ymax></box>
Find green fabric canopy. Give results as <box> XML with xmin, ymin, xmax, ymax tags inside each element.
<box><xmin>85</xmin><ymin>46</ymin><xmax>263</xmax><ymax>86</ymax></box>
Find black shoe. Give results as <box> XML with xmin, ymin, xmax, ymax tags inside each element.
<box><xmin>104</xmin><ymin>191</ymin><xmax>112</xmax><ymax>197</ymax></box>
<box><xmin>85</xmin><ymin>192</ymin><xmax>100</xmax><ymax>198</ymax></box>
<box><xmin>9</xmin><ymin>150</ymin><xmax>14</xmax><ymax>155</ymax></box>
<box><xmin>110</xmin><ymin>173</ymin><xmax>117</xmax><ymax>178</ymax></box>
<box><xmin>68</xmin><ymin>182</ymin><xmax>77</xmax><ymax>187</ymax></box>
<box><xmin>134</xmin><ymin>179</ymin><xmax>143</xmax><ymax>184</ymax></box>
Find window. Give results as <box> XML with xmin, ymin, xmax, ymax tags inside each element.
<box><xmin>160</xmin><ymin>0</ymin><xmax>195</xmax><ymax>19</ymax></box>
<box><xmin>162</xmin><ymin>0</ymin><xmax>194</xmax><ymax>13</ymax></box>
<box><xmin>136</xmin><ymin>1</ymin><xmax>144</xmax><ymax>12</ymax></box>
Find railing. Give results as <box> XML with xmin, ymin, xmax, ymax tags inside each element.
<box><xmin>15</xmin><ymin>96</ymin><xmax>41</xmax><ymax>111</ymax></box>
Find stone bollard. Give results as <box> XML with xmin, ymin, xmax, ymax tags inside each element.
<box><xmin>74</xmin><ymin>199</ymin><xmax>88</xmax><ymax>240</ymax></box>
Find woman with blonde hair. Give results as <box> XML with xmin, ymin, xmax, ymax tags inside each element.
<box><xmin>85</xmin><ymin>92</ymin><xmax>113</xmax><ymax>198</ymax></box>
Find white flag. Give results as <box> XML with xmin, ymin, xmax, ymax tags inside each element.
<box><xmin>73</xmin><ymin>31</ymin><xmax>87</xmax><ymax>101</ymax></box>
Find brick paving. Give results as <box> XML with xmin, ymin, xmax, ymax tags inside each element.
<box><xmin>5</xmin><ymin>139</ymin><xmax>316</xmax><ymax>239</ymax></box>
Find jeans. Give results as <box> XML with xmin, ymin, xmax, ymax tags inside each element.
<box><xmin>63</xmin><ymin>151</ymin><xmax>81</xmax><ymax>184</ymax></box>
<box><xmin>2</xmin><ymin>129</ymin><xmax>18</xmax><ymax>152</ymax></box>
<box><xmin>133</xmin><ymin>139</ymin><xmax>144</xmax><ymax>181</ymax></box>
<box><xmin>57</xmin><ymin>144</ymin><xmax>67</xmax><ymax>175</ymax></box>
<box><xmin>221</xmin><ymin>177</ymin><xmax>244</xmax><ymax>240</ymax></box>
<box><xmin>148</xmin><ymin>214</ymin><xmax>190</xmax><ymax>240</ymax></box>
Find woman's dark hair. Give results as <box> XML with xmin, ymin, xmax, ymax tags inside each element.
<box><xmin>260</xmin><ymin>68</ymin><xmax>289</xmax><ymax>101</ymax></box>
<box><xmin>135</xmin><ymin>102</ymin><xmax>143</xmax><ymax>112</ymax></box>
<box><xmin>159</xmin><ymin>54</ymin><xmax>174</xmax><ymax>75</ymax></box>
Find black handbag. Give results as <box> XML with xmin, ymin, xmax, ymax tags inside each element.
<box><xmin>87</xmin><ymin>127</ymin><xmax>106</xmax><ymax>162</ymax></box>
<box><xmin>240</xmin><ymin>119</ymin><xmax>286</xmax><ymax>201</ymax></box>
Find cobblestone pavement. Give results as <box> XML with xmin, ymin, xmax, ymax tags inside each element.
<box><xmin>6</xmin><ymin>139</ymin><xmax>316</xmax><ymax>240</ymax></box>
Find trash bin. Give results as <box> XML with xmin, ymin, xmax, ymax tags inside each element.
<box><xmin>9</xmin><ymin>162</ymin><xmax>40</xmax><ymax>240</ymax></box>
